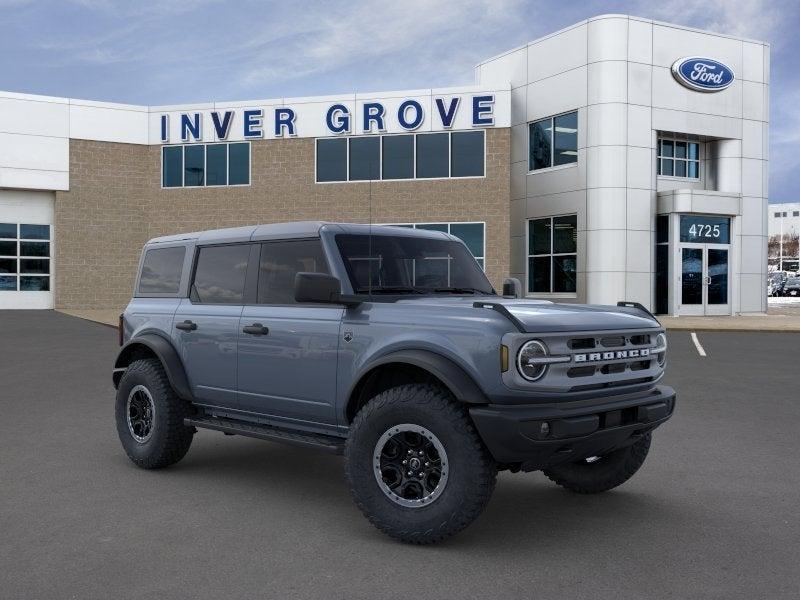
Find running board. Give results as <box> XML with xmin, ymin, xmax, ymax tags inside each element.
<box><xmin>184</xmin><ymin>416</ymin><xmax>345</xmax><ymax>455</ymax></box>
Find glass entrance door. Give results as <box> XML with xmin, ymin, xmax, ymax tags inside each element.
<box><xmin>679</xmin><ymin>244</ymin><xmax>730</xmax><ymax>315</ymax></box>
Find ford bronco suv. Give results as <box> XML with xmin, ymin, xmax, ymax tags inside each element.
<box><xmin>113</xmin><ymin>222</ymin><xmax>675</xmax><ymax>544</ymax></box>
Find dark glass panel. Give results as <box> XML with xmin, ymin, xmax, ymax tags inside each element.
<box><xmin>529</xmin><ymin>119</ymin><xmax>552</xmax><ymax>170</ymax></box>
<box><xmin>529</xmin><ymin>218</ymin><xmax>552</xmax><ymax>255</ymax></box>
<box><xmin>553</xmin><ymin>112</ymin><xmax>578</xmax><ymax>166</ymax></box>
<box><xmin>681</xmin><ymin>248</ymin><xmax>703</xmax><ymax>305</ymax></box>
<box><xmin>381</xmin><ymin>135</ymin><xmax>413</xmax><ymax>180</ymax></box>
<box><xmin>553</xmin><ymin>255</ymin><xmax>577</xmax><ymax>293</ymax></box>
<box><xmin>19</xmin><ymin>224</ymin><xmax>49</xmax><ymax>240</ymax></box>
<box><xmin>20</xmin><ymin>276</ymin><xmax>49</xmax><ymax>291</ymax></box>
<box><xmin>20</xmin><ymin>259</ymin><xmax>49</xmax><ymax>274</ymax></box>
<box><xmin>450</xmin><ymin>131</ymin><xmax>484</xmax><ymax>177</ymax></box>
<box><xmin>258</xmin><ymin>240</ymin><xmax>329</xmax><ymax>304</ymax></box>
<box><xmin>316</xmin><ymin>138</ymin><xmax>347</xmax><ymax>182</ymax></box>
<box><xmin>162</xmin><ymin>146</ymin><xmax>183</xmax><ymax>187</ymax></box>
<box><xmin>0</xmin><ymin>258</ymin><xmax>16</xmax><ymax>273</ymax></box>
<box><xmin>416</xmin><ymin>133</ymin><xmax>449</xmax><ymax>178</ymax></box>
<box><xmin>449</xmin><ymin>223</ymin><xmax>484</xmax><ymax>258</ymax></box>
<box><xmin>707</xmin><ymin>249</ymin><xmax>729</xmax><ymax>305</ymax></box>
<box><xmin>529</xmin><ymin>256</ymin><xmax>551</xmax><ymax>293</ymax></box>
<box><xmin>0</xmin><ymin>223</ymin><xmax>16</xmax><ymax>238</ymax></box>
<box><xmin>192</xmin><ymin>244</ymin><xmax>250</xmax><ymax>304</ymax></box>
<box><xmin>206</xmin><ymin>144</ymin><xmax>227</xmax><ymax>186</ymax></box>
<box><xmin>20</xmin><ymin>241</ymin><xmax>49</xmax><ymax>257</ymax></box>
<box><xmin>228</xmin><ymin>143</ymin><xmax>250</xmax><ymax>185</ymax></box>
<box><xmin>349</xmin><ymin>137</ymin><xmax>380</xmax><ymax>181</ymax></box>
<box><xmin>552</xmin><ymin>215</ymin><xmax>577</xmax><ymax>254</ymax></box>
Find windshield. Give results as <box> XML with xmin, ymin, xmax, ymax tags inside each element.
<box><xmin>335</xmin><ymin>233</ymin><xmax>495</xmax><ymax>295</ymax></box>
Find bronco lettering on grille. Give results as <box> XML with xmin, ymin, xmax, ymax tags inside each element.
<box><xmin>574</xmin><ymin>348</ymin><xmax>651</xmax><ymax>363</ymax></box>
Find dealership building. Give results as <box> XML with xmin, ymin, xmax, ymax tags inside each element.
<box><xmin>0</xmin><ymin>14</ymin><xmax>770</xmax><ymax>315</ymax></box>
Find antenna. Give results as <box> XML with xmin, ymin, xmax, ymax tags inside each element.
<box><xmin>368</xmin><ymin>161</ymin><xmax>374</xmax><ymax>296</ymax></box>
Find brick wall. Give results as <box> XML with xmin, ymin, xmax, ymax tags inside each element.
<box><xmin>55</xmin><ymin>128</ymin><xmax>510</xmax><ymax>309</ymax></box>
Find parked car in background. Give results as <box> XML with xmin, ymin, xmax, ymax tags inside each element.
<box><xmin>769</xmin><ymin>272</ymin><xmax>787</xmax><ymax>297</ymax></box>
<box><xmin>783</xmin><ymin>276</ymin><xmax>800</xmax><ymax>297</ymax></box>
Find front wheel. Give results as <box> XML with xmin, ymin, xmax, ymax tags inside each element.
<box><xmin>345</xmin><ymin>384</ymin><xmax>497</xmax><ymax>544</ymax></box>
<box><xmin>543</xmin><ymin>433</ymin><xmax>652</xmax><ymax>494</ymax></box>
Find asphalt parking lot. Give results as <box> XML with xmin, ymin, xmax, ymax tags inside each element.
<box><xmin>1</xmin><ymin>311</ymin><xmax>799</xmax><ymax>599</ymax></box>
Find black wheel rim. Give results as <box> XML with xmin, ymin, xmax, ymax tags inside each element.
<box><xmin>127</xmin><ymin>385</ymin><xmax>155</xmax><ymax>443</ymax></box>
<box><xmin>373</xmin><ymin>424</ymin><xmax>448</xmax><ymax>508</ymax></box>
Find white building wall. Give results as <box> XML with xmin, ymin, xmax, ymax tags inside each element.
<box><xmin>478</xmin><ymin>13</ymin><xmax>770</xmax><ymax>315</ymax></box>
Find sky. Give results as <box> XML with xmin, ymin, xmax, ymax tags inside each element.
<box><xmin>0</xmin><ymin>0</ymin><xmax>798</xmax><ymax>202</ymax></box>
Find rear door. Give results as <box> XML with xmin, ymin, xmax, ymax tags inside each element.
<box><xmin>236</xmin><ymin>238</ymin><xmax>342</xmax><ymax>426</ymax></box>
<box><xmin>172</xmin><ymin>242</ymin><xmax>256</xmax><ymax>407</ymax></box>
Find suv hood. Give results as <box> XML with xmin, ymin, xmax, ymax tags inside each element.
<box><xmin>396</xmin><ymin>296</ymin><xmax>660</xmax><ymax>333</ymax></box>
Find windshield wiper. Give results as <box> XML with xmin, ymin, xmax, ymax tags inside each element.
<box><xmin>433</xmin><ymin>287</ymin><xmax>488</xmax><ymax>294</ymax></box>
<box><xmin>355</xmin><ymin>286</ymin><xmax>427</xmax><ymax>294</ymax></box>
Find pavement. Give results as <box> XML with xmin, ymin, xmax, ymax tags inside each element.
<box><xmin>1</xmin><ymin>310</ymin><xmax>799</xmax><ymax>599</ymax></box>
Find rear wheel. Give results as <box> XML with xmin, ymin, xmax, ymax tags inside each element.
<box><xmin>345</xmin><ymin>383</ymin><xmax>497</xmax><ymax>544</ymax></box>
<box><xmin>115</xmin><ymin>358</ymin><xmax>194</xmax><ymax>469</ymax></box>
<box><xmin>543</xmin><ymin>433</ymin><xmax>651</xmax><ymax>494</ymax></box>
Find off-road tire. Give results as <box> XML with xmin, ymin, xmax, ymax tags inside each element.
<box><xmin>115</xmin><ymin>358</ymin><xmax>194</xmax><ymax>469</ymax></box>
<box><xmin>345</xmin><ymin>383</ymin><xmax>497</xmax><ymax>544</ymax></box>
<box><xmin>543</xmin><ymin>433</ymin><xmax>652</xmax><ymax>494</ymax></box>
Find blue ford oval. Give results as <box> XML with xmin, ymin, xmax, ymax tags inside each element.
<box><xmin>671</xmin><ymin>57</ymin><xmax>735</xmax><ymax>92</ymax></box>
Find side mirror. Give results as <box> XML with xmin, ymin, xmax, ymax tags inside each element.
<box><xmin>502</xmin><ymin>277</ymin><xmax>523</xmax><ymax>299</ymax></box>
<box><xmin>295</xmin><ymin>272</ymin><xmax>361</xmax><ymax>306</ymax></box>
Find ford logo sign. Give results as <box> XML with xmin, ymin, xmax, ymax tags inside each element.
<box><xmin>671</xmin><ymin>57</ymin><xmax>735</xmax><ymax>92</ymax></box>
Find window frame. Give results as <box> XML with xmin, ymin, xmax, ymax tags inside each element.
<box><xmin>525</xmin><ymin>214</ymin><xmax>578</xmax><ymax>296</ymax></box>
<box><xmin>161</xmin><ymin>142</ymin><xmax>251</xmax><ymax>189</ymax></box>
<box><xmin>314</xmin><ymin>130</ymin><xmax>486</xmax><ymax>184</ymax></box>
<box><xmin>657</xmin><ymin>135</ymin><xmax>701</xmax><ymax>181</ymax></box>
<box><xmin>527</xmin><ymin>109</ymin><xmax>579</xmax><ymax>174</ymax></box>
<box><xmin>0</xmin><ymin>222</ymin><xmax>52</xmax><ymax>293</ymax></box>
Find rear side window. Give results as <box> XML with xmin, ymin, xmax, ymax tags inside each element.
<box><xmin>138</xmin><ymin>246</ymin><xmax>185</xmax><ymax>294</ymax></box>
<box><xmin>192</xmin><ymin>244</ymin><xmax>250</xmax><ymax>304</ymax></box>
<box><xmin>258</xmin><ymin>240</ymin><xmax>329</xmax><ymax>304</ymax></box>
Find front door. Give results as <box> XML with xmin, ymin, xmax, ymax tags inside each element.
<box><xmin>236</xmin><ymin>239</ymin><xmax>342</xmax><ymax>427</ymax></box>
<box><xmin>679</xmin><ymin>244</ymin><xmax>730</xmax><ymax>315</ymax></box>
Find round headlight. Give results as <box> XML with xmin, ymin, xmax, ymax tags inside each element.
<box><xmin>655</xmin><ymin>333</ymin><xmax>667</xmax><ymax>366</ymax></box>
<box><xmin>517</xmin><ymin>340</ymin><xmax>549</xmax><ymax>381</ymax></box>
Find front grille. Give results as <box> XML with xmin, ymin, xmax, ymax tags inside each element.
<box><xmin>515</xmin><ymin>328</ymin><xmax>665</xmax><ymax>393</ymax></box>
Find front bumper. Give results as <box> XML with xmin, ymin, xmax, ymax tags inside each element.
<box><xmin>469</xmin><ymin>385</ymin><xmax>676</xmax><ymax>471</ymax></box>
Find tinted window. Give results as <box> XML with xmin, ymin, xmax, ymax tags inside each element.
<box><xmin>552</xmin><ymin>215</ymin><xmax>577</xmax><ymax>253</ymax></box>
<box><xmin>382</xmin><ymin>135</ymin><xmax>413</xmax><ymax>179</ymax></box>
<box><xmin>553</xmin><ymin>112</ymin><xmax>578</xmax><ymax>166</ymax></box>
<box><xmin>656</xmin><ymin>215</ymin><xmax>669</xmax><ymax>244</ymax></box>
<box><xmin>138</xmin><ymin>246</ymin><xmax>186</xmax><ymax>294</ymax></box>
<box><xmin>349</xmin><ymin>137</ymin><xmax>380</xmax><ymax>181</ymax></box>
<box><xmin>206</xmin><ymin>144</ymin><xmax>227</xmax><ymax>186</ymax></box>
<box><xmin>0</xmin><ymin>223</ymin><xmax>15</xmax><ymax>238</ymax></box>
<box><xmin>0</xmin><ymin>241</ymin><xmax>15</xmax><ymax>256</ymax></box>
<box><xmin>20</xmin><ymin>276</ymin><xmax>48</xmax><ymax>291</ymax></box>
<box><xmin>20</xmin><ymin>242</ymin><xmax>49</xmax><ymax>257</ymax></box>
<box><xmin>529</xmin><ymin>256</ymin><xmax>550</xmax><ymax>293</ymax></box>
<box><xmin>228</xmin><ymin>143</ymin><xmax>250</xmax><ymax>185</ymax></box>
<box><xmin>258</xmin><ymin>240</ymin><xmax>329</xmax><ymax>304</ymax></box>
<box><xmin>0</xmin><ymin>259</ymin><xmax>15</xmax><ymax>273</ymax></box>
<box><xmin>0</xmin><ymin>276</ymin><xmax>17</xmax><ymax>290</ymax></box>
<box><xmin>529</xmin><ymin>218</ymin><xmax>551</xmax><ymax>255</ymax></box>
<box><xmin>450</xmin><ymin>222</ymin><xmax>483</xmax><ymax>257</ymax></box>
<box><xmin>553</xmin><ymin>255</ymin><xmax>576</xmax><ymax>293</ymax></box>
<box><xmin>317</xmin><ymin>138</ymin><xmax>347</xmax><ymax>182</ymax></box>
<box><xmin>335</xmin><ymin>234</ymin><xmax>493</xmax><ymax>294</ymax></box>
<box><xmin>163</xmin><ymin>146</ymin><xmax>183</xmax><ymax>187</ymax></box>
<box><xmin>184</xmin><ymin>145</ymin><xmax>205</xmax><ymax>186</ymax></box>
<box><xmin>192</xmin><ymin>244</ymin><xmax>250</xmax><ymax>304</ymax></box>
<box><xmin>451</xmin><ymin>131</ymin><xmax>484</xmax><ymax>177</ymax></box>
<box><xmin>20</xmin><ymin>224</ymin><xmax>49</xmax><ymax>240</ymax></box>
<box><xmin>416</xmin><ymin>133</ymin><xmax>449</xmax><ymax>178</ymax></box>
<box><xmin>529</xmin><ymin>119</ymin><xmax>551</xmax><ymax>170</ymax></box>
<box><xmin>20</xmin><ymin>259</ymin><xmax>49</xmax><ymax>274</ymax></box>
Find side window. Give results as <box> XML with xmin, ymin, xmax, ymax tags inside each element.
<box><xmin>192</xmin><ymin>244</ymin><xmax>250</xmax><ymax>304</ymax></box>
<box><xmin>258</xmin><ymin>240</ymin><xmax>329</xmax><ymax>304</ymax></box>
<box><xmin>138</xmin><ymin>246</ymin><xmax>185</xmax><ymax>294</ymax></box>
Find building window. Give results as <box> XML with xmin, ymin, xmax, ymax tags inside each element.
<box><xmin>0</xmin><ymin>223</ymin><xmax>51</xmax><ymax>292</ymax></box>
<box><xmin>794</xmin><ymin>211</ymin><xmax>800</xmax><ymax>217</ymax></box>
<box><xmin>527</xmin><ymin>215</ymin><xmax>577</xmax><ymax>294</ymax></box>
<box><xmin>315</xmin><ymin>130</ymin><xmax>485</xmax><ymax>183</ymax></box>
<box><xmin>528</xmin><ymin>111</ymin><xmax>578</xmax><ymax>171</ymax></box>
<box><xmin>655</xmin><ymin>215</ymin><xmax>669</xmax><ymax>315</ymax></box>
<box><xmin>162</xmin><ymin>142</ymin><xmax>250</xmax><ymax>188</ymax></box>
<box><xmin>658</xmin><ymin>137</ymin><xmax>700</xmax><ymax>179</ymax></box>
<box><xmin>774</xmin><ymin>212</ymin><xmax>781</xmax><ymax>218</ymax></box>
<box><xmin>385</xmin><ymin>222</ymin><xmax>485</xmax><ymax>269</ymax></box>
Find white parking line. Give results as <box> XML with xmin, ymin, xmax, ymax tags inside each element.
<box><xmin>690</xmin><ymin>332</ymin><xmax>707</xmax><ymax>357</ymax></box>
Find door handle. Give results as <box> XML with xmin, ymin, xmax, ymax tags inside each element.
<box><xmin>175</xmin><ymin>320</ymin><xmax>197</xmax><ymax>332</ymax></box>
<box><xmin>242</xmin><ymin>323</ymin><xmax>269</xmax><ymax>335</ymax></box>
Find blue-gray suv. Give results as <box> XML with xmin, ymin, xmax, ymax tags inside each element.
<box><xmin>113</xmin><ymin>222</ymin><xmax>675</xmax><ymax>544</ymax></box>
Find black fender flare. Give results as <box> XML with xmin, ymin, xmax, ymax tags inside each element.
<box><xmin>348</xmin><ymin>349</ymin><xmax>487</xmax><ymax>406</ymax></box>
<box><xmin>113</xmin><ymin>334</ymin><xmax>193</xmax><ymax>401</ymax></box>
